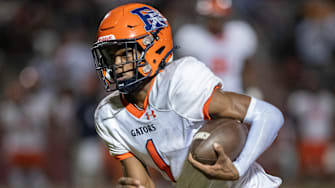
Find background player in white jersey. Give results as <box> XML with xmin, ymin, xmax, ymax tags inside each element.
<box><xmin>91</xmin><ymin>3</ymin><xmax>284</xmax><ymax>188</ymax></box>
<box><xmin>176</xmin><ymin>0</ymin><xmax>261</xmax><ymax>97</ymax></box>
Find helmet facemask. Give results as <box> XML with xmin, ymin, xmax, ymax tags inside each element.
<box><xmin>92</xmin><ymin>37</ymin><xmax>150</xmax><ymax>94</ymax></box>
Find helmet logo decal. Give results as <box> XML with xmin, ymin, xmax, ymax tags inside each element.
<box><xmin>131</xmin><ymin>6</ymin><xmax>168</xmax><ymax>32</ymax></box>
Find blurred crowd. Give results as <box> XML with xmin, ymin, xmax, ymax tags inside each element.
<box><xmin>0</xmin><ymin>0</ymin><xmax>335</xmax><ymax>188</ymax></box>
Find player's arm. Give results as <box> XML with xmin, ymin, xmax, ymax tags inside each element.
<box><xmin>189</xmin><ymin>90</ymin><xmax>284</xmax><ymax>180</ymax></box>
<box><xmin>118</xmin><ymin>156</ymin><xmax>155</xmax><ymax>188</ymax></box>
<box><xmin>209</xmin><ymin>91</ymin><xmax>251</xmax><ymax>121</ymax></box>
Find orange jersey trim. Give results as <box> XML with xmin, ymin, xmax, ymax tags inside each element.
<box><xmin>120</xmin><ymin>77</ymin><xmax>156</xmax><ymax>118</ymax></box>
<box><xmin>203</xmin><ymin>85</ymin><xmax>221</xmax><ymax>120</ymax></box>
<box><xmin>114</xmin><ymin>152</ymin><xmax>134</xmax><ymax>160</ymax></box>
<box><xmin>121</xmin><ymin>95</ymin><xmax>146</xmax><ymax>118</ymax></box>
<box><xmin>146</xmin><ymin>139</ymin><xmax>176</xmax><ymax>182</ymax></box>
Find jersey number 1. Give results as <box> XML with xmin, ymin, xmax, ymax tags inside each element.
<box><xmin>146</xmin><ymin>139</ymin><xmax>176</xmax><ymax>182</ymax></box>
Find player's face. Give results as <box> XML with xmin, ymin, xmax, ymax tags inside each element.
<box><xmin>102</xmin><ymin>46</ymin><xmax>142</xmax><ymax>82</ymax></box>
<box><xmin>114</xmin><ymin>48</ymin><xmax>141</xmax><ymax>81</ymax></box>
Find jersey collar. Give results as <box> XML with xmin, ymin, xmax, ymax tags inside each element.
<box><xmin>120</xmin><ymin>77</ymin><xmax>156</xmax><ymax>118</ymax></box>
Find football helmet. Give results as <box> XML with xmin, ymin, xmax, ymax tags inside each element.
<box><xmin>92</xmin><ymin>3</ymin><xmax>173</xmax><ymax>93</ymax></box>
<box><xmin>196</xmin><ymin>0</ymin><xmax>232</xmax><ymax>17</ymax></box>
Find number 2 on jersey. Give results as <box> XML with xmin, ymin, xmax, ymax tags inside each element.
<box><xmin>146</xmin><ymin>139</ymin><xmax>176</xmax><ymax>182</ymax></box>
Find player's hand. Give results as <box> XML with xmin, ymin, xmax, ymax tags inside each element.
<box><xmin>188</xmin><ymin>143</ymin><xmax>240</xmax><ymax>181</ymax></box>
<box><xmin>116</xmin><ymin>177</ymin><xmax>146</xmax><ymax>188</ymax></box>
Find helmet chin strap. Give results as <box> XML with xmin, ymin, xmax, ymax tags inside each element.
<box><xmin>118</xmin><ymin>76</ymin><xmax>146</xmax><ymax>94</ymax></box>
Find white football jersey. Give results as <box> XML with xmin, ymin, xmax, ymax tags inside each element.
<box><xmin>95</xmin><ymin>57</ymin><xmax>220</xmax><ymax>181</ymax></box>
<box><xmin>176</xmin><ymin>21</ymin><xmax>258</xmax><ymax>93</ymax></box>
<box><xmin>95</xmin><ymin>57</ymin><xmax>281</xmax><ymax>187</ymax></box>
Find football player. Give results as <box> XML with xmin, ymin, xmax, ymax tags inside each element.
<box><xmin>176</xmin><ymin>0</ymin><xmax>261</xmax><ymax>97</ymax></box>
<box><xmin>92</xmin><ymin>3</ymin><xmax>284</xmax><ymax>188</ymax></box>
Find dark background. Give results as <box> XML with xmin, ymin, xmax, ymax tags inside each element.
<box><xmin>0</xmin><ymin>0</ymin><xmax>335</xmax><ymax>187</ymax></box>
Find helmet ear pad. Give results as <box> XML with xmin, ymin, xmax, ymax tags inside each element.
<box><xmin>137</xmin><ymin>27</ymin><xmax>174</xmax><ymax>77</ymax></box>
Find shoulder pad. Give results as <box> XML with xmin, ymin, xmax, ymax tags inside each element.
<box><xmin>95</xmin><ymin>91</ymin><xmax>124</xmax><ymax>123</ymax></box>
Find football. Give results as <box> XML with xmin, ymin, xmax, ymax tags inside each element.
<box><xmin>190</xmin><ymin>118</ymin><xmax>248</xmax><ymax>165</ymax></box>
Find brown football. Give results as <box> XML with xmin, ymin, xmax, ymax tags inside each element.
<box><xmin>190</xmin><ymin>118</ymin><xmax>248</xmax><ymax>165</ymax></box>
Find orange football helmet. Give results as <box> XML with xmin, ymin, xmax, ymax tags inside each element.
<box><xmin>196</xmin><ymin>0</ymin><xmax>232</xmax><ymax>17</ymax></box>
<box><xmin>92</xmin><ymin>3</ymin><xmax>174</xmax><ymax>93</ymax></box>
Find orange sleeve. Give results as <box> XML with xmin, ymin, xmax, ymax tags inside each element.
<box><xmin>203</xmin><ymin>85</ymin><xmax>221</xmax><ymax>120</ymax></box>
<box><xmin>114</xmin><ymin>152</ymin><xmax>134</xmax><ymax>160</ymax></box>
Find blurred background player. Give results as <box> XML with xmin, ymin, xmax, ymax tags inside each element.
<box><xmin>0</xmin><ymin>70</ymin><xmax>51</xmax><ymax>188</ymax></box>
<box><xmin>287</xmin><ymin>67</ymin><xmax>335</xmax><ymax>179</ymax></box>
<box><xmin>175</xmin><ymin>0</ymin><xmax>261</xmax><ymax>98</ymax></box>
